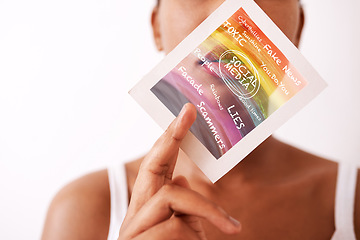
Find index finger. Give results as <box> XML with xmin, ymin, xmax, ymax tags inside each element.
<box><xmin>128</xmin><ymin>103</ymin><xmax>197</xmax><ymax>215</ymax></box>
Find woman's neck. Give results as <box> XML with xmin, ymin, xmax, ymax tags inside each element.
<box><xmin>174</xmin><ymin>136</ymin><xmax>286</xmax><ymax>188</ymax></box>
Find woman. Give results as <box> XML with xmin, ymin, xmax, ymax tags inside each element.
<box><xmin>41</xmin><ymin>0</ymin><xmax>360</xmax><ymax>239</ymax></box>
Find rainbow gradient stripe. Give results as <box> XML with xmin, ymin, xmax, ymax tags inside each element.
<box><xmin>151</xmin><ymin>8</ymin><xmax>307</xmax><ymax>159</ymax></box>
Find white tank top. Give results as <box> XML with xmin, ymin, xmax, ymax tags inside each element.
<box><xmin>107</xmin><ymin>161</ymin><xmax>358</xmax><ymax>240</ymax></box>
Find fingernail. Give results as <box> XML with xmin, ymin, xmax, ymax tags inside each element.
<box><xmin>228</xmin><ymin>216</ymin><xmax>241</xmax><ymax>228</ymax></box>
<box><xmin>178</xmin><ymin>104</ymin><xmax>187</xmax><ymax>117</ymax></box>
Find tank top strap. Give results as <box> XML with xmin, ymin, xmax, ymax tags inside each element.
<box><xmin>107</xmin><ymin>162</ymin><xmax>129</xmax><ymax>240</ymax></box>
<box><xmin>331</xmin><ymin>161</ymin><xmax>358</xmax><ymax>240</ymax></box>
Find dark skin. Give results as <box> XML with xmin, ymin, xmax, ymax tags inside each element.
<box><xmin>42</xmin><ymin>0</ymin><xmax>360</xmax><ymax>239</ymax></box>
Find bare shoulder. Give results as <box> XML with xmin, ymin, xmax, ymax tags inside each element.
<box><xmin>275</xmin><ymin>139</ymin><xmax>338</xmax><ymax>186</ymax></box>
<box><xmin>41</xmin><ymin>169</ymin><xmax>111</xmax><ymax>240</ymax></box>
<box><xmin>282</xmin><ymin>140</ymin><xmax>360</xmax><ymax>238</ymax></box>
<box><xmin>273</xmin><ymin>140</ymin><xmax>337</xmax><ymax>207</ymax></box>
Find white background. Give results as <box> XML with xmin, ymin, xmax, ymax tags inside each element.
<box><xmin>0</xmin><ymin>0</ymin><xmax>359</xmax><ymax>239</ymax></box>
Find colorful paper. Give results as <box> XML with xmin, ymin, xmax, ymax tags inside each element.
<box><xmin>129</xmin><ymin>0</ymin><xmax>326</xmax><ymax>182</ymax></box>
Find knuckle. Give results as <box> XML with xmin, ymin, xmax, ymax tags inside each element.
<box><xmin>155</xmin><ymin>184</ymin><xmax>180</xmax><ymax>211</ymax></box>
<box><xmin>160</xmin><ymin>183</ymin><xmax>175</xmax><ymax>195</ymax></box>
<box><xmin>147</xmin><ymin>161</ymin><xmax>170</xmax><ymax>177</ymax></box>
<box><xmin>156</xmin><ymin>184</ymin><xmax>175</xmax><ymax>203</ymax></box>
<box><xmin>165</xmin><ymin>121</ymin><xmax>182</xmax><ymax>143</ymax></box>
<box><xmin>164</xmin><ymin>125</ymin><xmax>175</xmax><ymax>140</ymax></box>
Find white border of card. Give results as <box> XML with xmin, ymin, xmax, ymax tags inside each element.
<box><xmin>129</xmin><ymin>0</ymin><xmax>327</xmax><ymax>183</ymax></box>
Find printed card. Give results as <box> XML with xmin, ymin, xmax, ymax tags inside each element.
<box><xmin>129</xmin><ymin>0</ymin><xmax>327</xmax><ymax>182</ymax></box>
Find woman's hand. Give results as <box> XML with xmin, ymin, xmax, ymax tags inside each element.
<box><xmin>118</xmin><ymin>103</ymin><xmax>241</xmax><ymax>240</ymax></box>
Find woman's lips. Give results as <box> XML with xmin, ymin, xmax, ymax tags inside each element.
<box><xmin>197</xmin><ymin>59</ymin><xmax>221</xmax><ymax>78</ymax></box>
<box><xmin>196</xmin><ymin>47</ymin><xmax>233</xmax><ymax>79</ymax></box>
